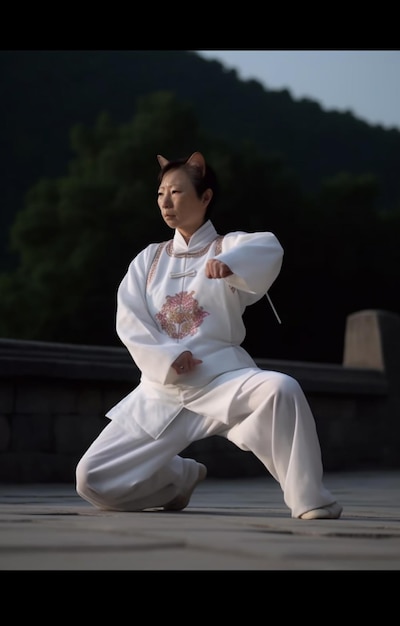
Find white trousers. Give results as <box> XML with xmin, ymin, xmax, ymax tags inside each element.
<box><xmin>76</xmin><ymin>370</ymin><xmax>336</xmax><ymax>518</ymax></box>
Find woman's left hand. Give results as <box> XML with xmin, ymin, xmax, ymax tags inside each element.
<box><xmin>172</xmin><ymin>351</ymin><xmax>203</xmax><ymax>375</ymax></box>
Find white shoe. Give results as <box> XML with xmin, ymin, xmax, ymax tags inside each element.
<box><xmin>163</xmin><ymin>463</ymin><xmax>207</xmax><ymax>511</ymax></box>
<box><xmin>300</xmin><ymin>502</ymin><xmax>343</xmax><ymax>520</ymax></box>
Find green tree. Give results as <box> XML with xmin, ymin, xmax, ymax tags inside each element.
<box><xmin>0</xmin><ymin>92</ymin><xmax>210</xmax><ymax>344</ymax></box>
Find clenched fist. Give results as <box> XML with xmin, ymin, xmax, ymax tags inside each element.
<box><xmin>205</xmin><ymin>258</ymin><xmax>233</xmax><ymax>279</ymax></box>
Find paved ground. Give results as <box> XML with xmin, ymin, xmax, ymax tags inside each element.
<box><xmin>1</xmin><ymin>471</ymin><xmax>399</xmax><ymax>570</ymax></box>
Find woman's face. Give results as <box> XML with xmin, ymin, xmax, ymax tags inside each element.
<box><xmin>157</xmin><ymin>167</ymin><xmax>211</xmax><ymax>240</ymax></box>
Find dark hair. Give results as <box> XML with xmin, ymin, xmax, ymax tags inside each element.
<box><xmin>157</xmin><ymin>155</ymin><xmax>219</xmax><ymax>222</ymax></box>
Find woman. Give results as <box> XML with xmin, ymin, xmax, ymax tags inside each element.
<box><xmin>76</xmin><ymin>151</ymin><xmax>342</xmax><ymax>520</ymax></box>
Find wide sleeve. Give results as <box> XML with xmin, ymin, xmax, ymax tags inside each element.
<box><xmin>217</xmin><ymin>231</ymin><xmax>284</xmax><ymax>295</ymax></box>
<box><xmin>115</xmin><ymin>246</ymin><xmax>184</xmax><ymax>384</ymax></box>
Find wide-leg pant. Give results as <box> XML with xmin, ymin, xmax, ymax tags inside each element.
<box><xmin>76</xmin><ymin>370</ymin><xmax>337</xmax><ymax>518</ymax></box>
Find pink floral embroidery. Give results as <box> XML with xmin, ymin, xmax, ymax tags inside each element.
<box><xmin>156</xmin><ymin>290</ymin><xmax>210</xmax><ymax>339</ymax></box>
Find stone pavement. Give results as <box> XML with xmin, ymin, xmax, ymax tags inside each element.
<box><xmin>0</xmin><ymin>471</ymin><xmax>399</xmax><ymax>570</ymax></box>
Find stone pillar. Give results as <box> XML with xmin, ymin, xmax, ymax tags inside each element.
<box><xmin>343</xmin><ymin>309</ymin><xmax>400</xmax><ymax>386</ymax></box>
<box><xmin>343</xmin><ymin>309</ymin><xmax>400</xmax><ymax>467</ymax></box>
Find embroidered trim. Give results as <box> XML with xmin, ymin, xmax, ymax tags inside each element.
<box><xmin>214</xmin><ymin>236</ymin><xmax>223</xmax><ymax>256</ymax></box>
<box><xmin>147</xmin><ymin>241</ymin><xmax>168</xmax><ymax>288</ymax></box>
<box><xmin>147</xmin><ymin>236</ymin><xmax>225</xmax><ymax>287</ymax></box>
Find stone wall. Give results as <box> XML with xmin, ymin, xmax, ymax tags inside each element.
<box><xmin>0</xmin><ymin>310</ymin><xmax>399</xmax><ymax>483</ymax></box>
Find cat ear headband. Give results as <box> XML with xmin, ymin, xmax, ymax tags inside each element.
<box><xmin>157</xmin><ymin>151</ymin><xmax>206</xmax><ymax>177</ymax></box>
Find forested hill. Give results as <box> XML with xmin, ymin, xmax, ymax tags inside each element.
<box><xmin>2</xmin><ymin>50</ymin><xmax>400</xmax><ymax>364</ymax></box>
<box><xmin>2</xmin><ymin>49</ymin><xmax>400</xmax><ymax>269</ymax></box>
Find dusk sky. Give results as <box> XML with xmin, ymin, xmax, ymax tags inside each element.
<box><xmin>196</xmin><ymin>50</ymin><xmax>400</xmax><ymax>131</ymax></box>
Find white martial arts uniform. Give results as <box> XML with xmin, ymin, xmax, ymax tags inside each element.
<box><xmin>76</xmin><ymin>220</ymin><xmax>336</xmax><ymax>517</ymax></box>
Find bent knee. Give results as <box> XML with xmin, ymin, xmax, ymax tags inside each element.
<box><xmin>75</xmin><ymin>458</ymin><xmax>130</xmax><ymax>510</ymax></box>
<box><xmin>275</xmin><ymin>373</ymin><xmax>303</xmax><ymax>396</ymax></box>
<box><xmin>75</xmin><ymin>457</ymin><xmax>93</xmax><ymax>499</ymax></box>
<box><xmin>75</xmin><ymin>457</ymin><xmax>105</xmax><ymax>505</ymax></box>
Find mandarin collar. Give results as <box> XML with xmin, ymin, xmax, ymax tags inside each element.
<box><xmin>173</xmin><ymin>221</ymin><xmax>218</xmax><ymax>253</ymax></box>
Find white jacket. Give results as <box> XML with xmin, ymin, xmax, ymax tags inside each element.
<box><xmin>106</xmin><ymin>220</ymin><xmax>283</xmax><ymax>438</ymax></box>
